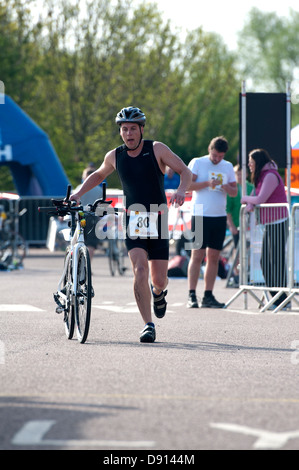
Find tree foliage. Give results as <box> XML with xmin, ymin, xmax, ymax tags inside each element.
<box><xmin>1</xmin><ymin>0</ymin><xmax>241</xmax><ymax>191</ymax></box>
<box><xmin>237</xmin><ymin>7</ymin><xmax>299</xmax><ymax>124</ymax></box>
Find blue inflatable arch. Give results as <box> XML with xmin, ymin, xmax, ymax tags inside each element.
<box><xmin>0</xmin><ymin>95</ymin><xmax>69</xmax><ymax>196</ymax></box>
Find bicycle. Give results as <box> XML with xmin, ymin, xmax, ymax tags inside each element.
<box><xmin>0</xmin><ymin>204</ymin><xmax>27</xmax><ymax>271</ymax></box>
<box><xmin>108</xmin><ymin>236</ymin><xmax>127</xmax><ymax>276</ymax></box>
<box><xmin>38</xmin><ymin>183</ymin><xmax>119</xmax><ymax>343</ymax></box>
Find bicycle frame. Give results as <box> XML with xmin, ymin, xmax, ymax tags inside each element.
<box><xmin>56</xmin><ymin>211</ymin><xmax>86</xmax><ymax>305</ymax></box>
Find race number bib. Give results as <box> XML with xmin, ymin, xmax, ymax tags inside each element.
<box><xmin>209</xmin><ymin>171</ymin><xmax>228</xmax><ymax>191</ymax></box>
<box><xmin>128</xmin><ymin>211</ymin><xmax>158</xmax><ymax>238</ymax></box>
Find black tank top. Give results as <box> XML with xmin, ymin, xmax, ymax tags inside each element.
<box><xmin>115</xmin><ymin>140</ymin><xmax>167</xmax><ymax>211</ymax></box>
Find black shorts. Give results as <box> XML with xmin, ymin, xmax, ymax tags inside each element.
<box><xmin>124</xmin><ymin>212</ymin><xmax>169</xmax><ymax>260</ymax></box>
<box><xmin>125</xmin><ymin>237</ymin><xmax>169</xmax><ymax>260</ymax></box>
<box><xmin>190</xmin><ymin>215</ymin><xmax>227</xmax><ymax>251</ymax></box>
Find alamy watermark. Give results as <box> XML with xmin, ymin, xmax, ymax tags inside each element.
<box><xmin>94</xmin><ymin>201</ymin><xmax>203</xmax><ymax>250</ymax></box>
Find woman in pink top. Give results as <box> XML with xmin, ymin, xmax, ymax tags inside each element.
<box><xmin>241</xmin><ymin>149</ymin><xmax>289</xmax><ymax>308</ymax></box>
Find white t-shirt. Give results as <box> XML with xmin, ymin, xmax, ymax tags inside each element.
<box><xmin>188</xmin><ymin>155</ymin><xmax>236</xmax><ymax>216</ymax></box>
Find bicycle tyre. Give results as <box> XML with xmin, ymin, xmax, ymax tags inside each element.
<box><xmin>108</xmin><ymin>239</ymin><xmax>127</xmax><ymax>276</ymax></box>
<box><xmin>63</xmin><ymin>249</ymin><xmax>75</xmax><ymax>340</ymax></box>
<box><xmin>75</xmin><ymin>245</ymin><xmax>92</xmax><ymax>343</ymax></box>
<box><xmin>108</xmin><ymin>239</ymin><xmax>117</xmax><ymax>276</ymax></box>
<box><xmin>117</xmin><ymin>239</ymin><xmax>127</xmax><ymax>275</ymax></box>
<box><xmin>12</xmin><ymin>233</ymin><xmax>27</xmax><ymax>266</ymax></box>
<box><xmin>0</xmin><ymin>233</ymin><xmax>26</xmax><ymax>269</ymax></box>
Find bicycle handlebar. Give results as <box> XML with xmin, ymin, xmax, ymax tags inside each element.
<box><xmin>38</xmin><ymin>182</ymin><xmax>122</xmax><ymax>217</ymax></box>
<box><xmin>65</xmin><ymin>184</ymin><xmax>71</xmax><ymax>202</ymax></box>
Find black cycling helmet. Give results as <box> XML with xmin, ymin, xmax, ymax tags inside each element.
<box><xmin>115</xmin><ymin>106</ymin><xmax>146</xmax><ymax>126</ymax></box>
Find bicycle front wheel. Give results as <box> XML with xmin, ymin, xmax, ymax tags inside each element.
<box><xmin>63</xmin><ymin>249</ymin><xmax>75</xmax><ymax>340</ymax></box>
<box><xmin>75</xmin><ymin>246</ymin><xmax>92</xmax><ymax>343</ymax></box>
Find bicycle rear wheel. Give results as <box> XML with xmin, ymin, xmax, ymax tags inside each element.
<box><xmin>63</xmin><ymin>249</ymin><xmax>75</xmax><ymax>340</ymax></box>
<box><xmin>108</xmin><ymin>239</ymin><xmax>117</xmax><ymax>276</ymax></box>
<box><xmin>108</xmin><ymin>239</ymin><xmax>127</xmax><ymax>276</ymax></box>
<box><xmin>117</xmin><ymin>239</ymin><xmax>127</xmax><ymax>275</ymax></box>
<box><xmin>75</xmin><ymin>245</ymin><xmax>92</xmax><ymax>343</ymax></box>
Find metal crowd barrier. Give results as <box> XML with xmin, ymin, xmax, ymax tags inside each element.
<box><xmin>225</xmin><ymin>202</ymin><xmax>299</xmax><ymax>312</ymax></box>
<box><xmin>16</xmin><ymin>196</ymin><xmax>64</xmax><ymax>245</ymax></box>
<box><xmin>283</xmin><ymin>203</ymin><xmax>299</xmax><ymax>307</ymax></box>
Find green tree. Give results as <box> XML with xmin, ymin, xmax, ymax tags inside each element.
<box><xmin>0</xmin><ymin>0</ymin><xmax>44</xmax><ymax>190</ymax></box>
<box><xmin>0</xmin><ymin>0</ymin><xmax>44</xmax><ymax>108</ymax></box>
<box><xmin>29</xmin><ymin>0</ymin><xmax>186</xmax><ymax>186</ymax></box>
<box><xmin>1</xmin><ymin>0</ymin><xmax>241</xmax><ymax>192</ymax></box>
<box><xmin>161</xmin><ymin>29</ymin><xmax>240</xmax><ymax>164</ymax></box>
<box><xmin>237</xmin><ymin>7</ymin><xmax>299</xmax><ymax>124</ymax></box>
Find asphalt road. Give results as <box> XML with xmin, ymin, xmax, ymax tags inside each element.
<box><xmin>1</xmin><ymin>248</ymin><xmax>299</xmax><ymax>453</ymax></box>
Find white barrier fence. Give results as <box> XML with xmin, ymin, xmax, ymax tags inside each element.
<box><xmin>226</xmin><ymin>202</ymin><xmax>299</xmax><ymax>312</ymax></box>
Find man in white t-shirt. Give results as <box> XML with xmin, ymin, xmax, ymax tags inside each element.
<box><xmin>187</xmin><ymin>136</ymin><xmax>237</xmax><ymax>308</ymax></box>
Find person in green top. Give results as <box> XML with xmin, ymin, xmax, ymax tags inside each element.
<box><xmin>226</xmin><ymin>164</ymin><xmax>254</xmax><ymax>283</ymax></box>
<box><xmin>226</xmin><ymin>164</ymin><xmax>254</xmax><ymax>248</ymax></box>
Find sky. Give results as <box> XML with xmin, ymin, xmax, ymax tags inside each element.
<box><xmin>150</xmin><ymin>0</ymin><xmax>299</xmax><ymax>50</ymax></box>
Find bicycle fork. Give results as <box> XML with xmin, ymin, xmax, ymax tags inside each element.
<box><xmin>54</xmin><ymin>244</ymin><xmax>84</xmax><ymax>314</ymax></box>
<box><xmin>54</xmin><ymin>250</ymin><xmax>73</xmax><ymax>315</ymax></box>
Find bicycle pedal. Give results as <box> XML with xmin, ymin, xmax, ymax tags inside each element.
<box><xmin>53</xmin><ymin>293</ymin><xmax>65</xmax><ymax>313</ymax></box>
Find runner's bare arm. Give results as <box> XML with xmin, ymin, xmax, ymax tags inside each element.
<box><xmin>70</xmin><ymin>151</ymin><xmax>116</xmax><ymax>203</ymax></box>
<box><xmin>153</xmin><ymin>142</ymin><xmax>192</xmax><ymax>206</ymax></box>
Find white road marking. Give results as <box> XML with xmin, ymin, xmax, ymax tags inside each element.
<box><xmin>0</xmin><ymin>304</ymin><xmax>44</xmax><ymax>312</ymax></box>
<box><xmin>94</xmin><ymin>302</ymin><xmax>299</xmax><ymax>316</ymax></box>
<box><xmin>225</xmin><ymin>308</ymin><xmax>299</xmax><ymax>316</ymax></box>
<box><xmin>211</xmin><ymin>422</ymin><xmax>299</xmax><ymax>449</ymax></box>
<box><xmin>94</xmin><ymin>304</ymin><xmax>175</xmax><ymax>314</ymax></box>
<box><xmin>91</xmin><ymin>298</ymin><xmax>299</xmax><ymax>317</ymax></box>
<box><xmin>12</xmin><ymin>420</ymin><xmax>155</xmax><ymax>448</ymax></box>
<box><xmin>93</xmin><ymin>305</ymin><xmax>140</xmax><ymax>313</ymax></box>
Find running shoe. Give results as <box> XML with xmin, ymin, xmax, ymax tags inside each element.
<box><xmin>140</xmin><ymin>323</ymin><xmax>156</xmax><ymax>343</ymax></box>
<box><xmin>187</xmin><ymin>293</ymin><xmax>199</xmax><ymax>308</ymax></box>
<box><xmin>151</xmin><ymin>286</ymin><xmax>168</xmax><ymax>318</ymax></box>
<box><xmin>201</xmin><ymin>294</ymin><xmax>225</xmax><ymax>308</ymax></box>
